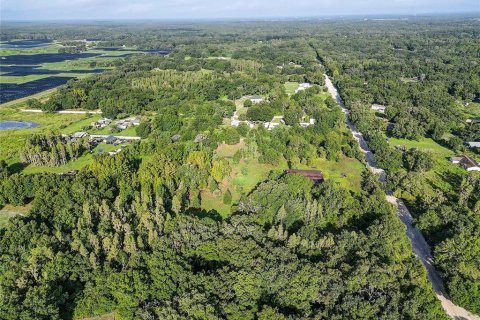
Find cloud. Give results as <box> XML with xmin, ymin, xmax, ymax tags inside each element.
<box><xmin>1</xmin><ymin>0</ymin><xmax>479</xmax><ymax>20</ymax></box>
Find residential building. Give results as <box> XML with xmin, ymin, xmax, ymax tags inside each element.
<box><xmin>245</xmin><ymin>95</ymin><xmax>264</xmax><ymax>104</ymax></box>
<box><xmin>371</xmin><ymin>104</ymin><xmax>387</xmax><ymax>113</ymax></box>
<box><xmin>450</xmin><ymin>155</ymin><xmax>480</xmax><ymax>171</ymax></box>
<box><xmin>295</xmin><ymin>83</ymin><xmax>312</xmax><ymax>93</ymax></box>
<box><xmin>71</xmin><ymin>132</ymin><xmax>88</xmax><ymax>139</ymax></box>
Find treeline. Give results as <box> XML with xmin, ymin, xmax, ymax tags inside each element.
<box><xmin>0</xmin><ymin>148</ymin><xmax>447</xmax><ymax>319</ymax></box>
<box><xmin>20</xmin><ymin>134</ymin><xmax>90</xmax><ymax>166</ymax></box>
<box><xmin>348</xmin><ymin>98</ymin><xmax>480</xmax><ymax>315</ymax></box>
<box><xmin>314</xmin><ymin>20</ymin><xmax>479</xmax><ymax>145</ymax></box>
<box><xmin>0</xmin><ymin>162</ymin><xmax>61</xmax><ymax>207</ymax></box>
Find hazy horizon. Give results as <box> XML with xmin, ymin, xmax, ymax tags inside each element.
<box><xmin>1</xmin><ymin>0</ymin><xmax>479</xmax><ymax>21</ymax></box>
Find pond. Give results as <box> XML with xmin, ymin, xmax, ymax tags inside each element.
<box><xmin>0</xmin><ymin>39</ymin><xmax>52</xmax><ymax>49</ymax></box>
<box><xmin>0</xmin><ymin>121</ymin><xmax>39</xmax><ymax>130</ymax></box>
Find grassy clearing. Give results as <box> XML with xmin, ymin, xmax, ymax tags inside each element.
<box><xmin>88</xmin><ymin>49</ymin><xmax>140</xmax><ymax>56</ymax></box>
<box><xmin>388</xmin><ymin>137</ymin><xmax>453</xmax><ymax>155</ymax></box>
<box><xmin>0</xmin><ymin>110</ymin><xmax>90</xmax><ymax>164</ymax></box>
<box><xmin>0</xmin><ymin>43</ymin><xmax>63</xmax><ymax>56</ymax></box>
<box><xmin>201</xmin><ymin>156</ymin><xmax>289</xmax><ymax>217</ymax></box>
<box><xmin>0</xmin><ymin>88</ymin><xmax>55</xmax><ymax>109</ymax></box>
<box><xmin>0</xmin><ymin>204</ymin><xmax>31</xmax><ymax>228</ymax></box>
<box><xmin>284</xmin><ymin>82</ymin><xmax>299</xmax><ymax>95</ymax></box>
<box><xmin>300</xmin><ymin>156</ymin><xmax>365</xmax><ymax>192</ymax></box>
<box><xmin>201</xmin><ymin>141</ymin><xmax>365</xmax><ymax>217</ymax></box>
<box><xmin>463</xmin><ymin>102</ymin><xmax>480</xmax><ymax>119</ymax></box>
<box><xmin>0</xmin><ymin>73</ymin><xmax>93</xmax><ymax>84</ymax></box>
<box><xmin>387</xmin><ymin>137</ymin><xmax>472</xmax><ymax>196</ymax></box>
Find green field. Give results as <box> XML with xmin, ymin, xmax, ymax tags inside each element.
<box><xmin>387</xmin><ymin>137</ymin><xmax>474</xmax><ymax>197</ymax></box>
<box><xmin>0</xmin><ymin>43</ymin><xmax>127</xmax><ymax>86</ymax></box>
<box><xmin>284</xmin><ymin>82</ymin><xmax>299</xmax><ymax>95</ymax></box>
<box><xmin>200</xmin><ymin>142</ymin><xmax>365</xmax><ymax>217</ymax></box>
<box><xmin>0</xmin><ymin>204</ymin><xmax>31</xmax><ymax>228</ymax></box>
<box><xmin>0</xmin><ymin>43</ymin><xmax>63</xmax><ymax>56</ymax></box>
<box><xmin>388</xmin><ymin>137</ymin><xmax>453</xmax><ymax>155</ymax></box>
<box><xmin>0</xmin><ymin>100</ymin><xmax>141</xmax><ymax>171</ymax></box>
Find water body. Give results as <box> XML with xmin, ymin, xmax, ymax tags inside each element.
<box><xmin>0</xmin><ymin>39</ymin><xmax>52</xmax><ymax>49</ymax></box>
<box><xmin>0</xmin><ymin>53</ymin><xmax>102</xmax><ymax>65</ymax></box>
<box><xmin>0</xmin><ymin>47</ymin><xmax>172</xmax><ymax>103</ymax></box>
<box><xmin>0</xmin><ymin>120</ymin><xmax>39</xmax><ymax>130</ymax></box>
<box><xmin>0</xmin><ymin>76</ymin><xmax>76</xmax><ymax>103</ymax></box>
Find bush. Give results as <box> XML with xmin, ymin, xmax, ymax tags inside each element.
<box><xmin>223</xmin><ymin>189</ymin><xmax>232</xmax><ymax>204</ymax></box>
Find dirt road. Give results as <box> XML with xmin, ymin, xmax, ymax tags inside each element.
<box><xmin>324</xmin><ymin>74</ymin><xmax>480</xmax><ymax>320</ymax></box>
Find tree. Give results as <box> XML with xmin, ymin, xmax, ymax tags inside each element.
<box><xmin>223</xmin><ymin>189</ymin><xmax>232</xmax><ymax>205</ymax></box>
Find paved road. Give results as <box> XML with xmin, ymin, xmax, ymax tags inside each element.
<box><xmin>324</xmin><ymin>74</ymin><xmax>480</xmax><ymax>320</ymax></box>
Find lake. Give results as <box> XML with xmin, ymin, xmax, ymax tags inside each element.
<box><xmin>0</xmin><ymin>39</ymin><xmax>52</xmax><ymax>49</ymax></box>
<box><xmin>0</xmin><ymin>121</ymin><xmax>39</xmax><ymax>130</ymax></box>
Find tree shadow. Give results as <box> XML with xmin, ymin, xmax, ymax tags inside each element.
<box><xmin>184</xmin><ymin>207</ymin><xmax>223</xmax><ymax>222</ymax></box>
<box><xmin>8</xmin><ymin>162</ymin><xmax>26</xmax><ymax>174</ymax></box>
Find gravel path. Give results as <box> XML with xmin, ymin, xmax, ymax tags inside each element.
<box><xmin>324</xmin><ymin>74</ymin><xmax>480</xmax><ymax>320</ymax></box>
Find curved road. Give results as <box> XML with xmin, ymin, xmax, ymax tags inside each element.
<box><xmin>324</xmin><ymin>74</ymin><xmax>480</xmax><ymax>320</ymax></box>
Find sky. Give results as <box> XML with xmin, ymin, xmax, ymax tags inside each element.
<box><xmin>1</xmin><ymin>0</ymin><xmax>479</xmax><ymax>21</ymax></box>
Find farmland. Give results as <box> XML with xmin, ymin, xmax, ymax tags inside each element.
<box><xmin>0</xmin><ymin>39</ymin><xmax>171</xmax><ymax>103</ymax></box>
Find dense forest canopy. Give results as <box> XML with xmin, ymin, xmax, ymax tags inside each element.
<box><xmin>1</xmin><ymin>16</ymin><xmax>479</xmax><ymax>319</ymax></box>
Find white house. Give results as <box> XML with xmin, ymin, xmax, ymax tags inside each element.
<box><xmin>300</xmin><ymin>118</ymin><xmax>316</xmax><ymax>127</ymax></box>
<box><xmin>116</xmin><ymin>117</ymin><xmax>140</xmax><ymax>130</ymax></box>
<box><xmin>92</xmin><ymin>118</ymin><xmax>112</xmax><ymax>129</ymax></box>
<box><xmin>371</xmin><ymin>104</ymin><xmax>387</xmax><ymax>113</ymax></box>
<box><xmin>71</xmin><ymin>132</ymin><xmax>88</xmax><ymax>139</ymax></box>
<box><xmin>245</xmin><ymin>96</ymin><xmax>264</xmax><ymax>104</ymax></box>
<box><xmin>295</xmin><ymin>83</ymin><xmax>312</xmax><ymax>93</ymax></box>
<box><xmin>264</xmin><ymin>122</ymin><xmax>281</xmax><ymax>130</ymax></box>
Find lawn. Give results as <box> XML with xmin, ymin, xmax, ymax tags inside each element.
<box><xmin>300</xmin><ymin>156</ymin><xmax>365</xmax><ymax>192</ymax></box>
<box><xmin>201</xmin><ymin>142</ymin><xmax>289</xmax><ymax>217</ymax></box>
<box><xmin>201</xmin><ymin>141</ymin><xmax>365</xmax><ymax>217</ymax></box>
<box><xmin>0</xmin><ymin>110</ymin><xmax>92</xmax><ymax>164</ymax></box>
<box><xmin>388</xmin><ymin>137</ymin><xmax>453</xmax><ymax>155</ymax></box>
<box><xmin>387</xmin><ymin>137</ymin><xmax>471</xmax><ymax>196</ymax></box>
<box><xmin>284</xmin><ymin>82</ymin><xmax>299</xmax><ymax>95</ymax></box>
<box><xmin>0</xmin><ymin>43</ymin><xmax>63</xmax><ymax>56</ymax></box>
<box><xmin>201</xmin><ymin>156</ymin><xmax>289</xmax><ymax>217</ymax></box>
<box><xmin>0</xmin><ymin>204</ymin><xmax>31</xmax><ymax>228</ymax></box>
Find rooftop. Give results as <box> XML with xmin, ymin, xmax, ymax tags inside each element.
<box><xmin>285</xmin><ymin>169</ymin><xmax>324</xmax><ymax>183</ymax></box>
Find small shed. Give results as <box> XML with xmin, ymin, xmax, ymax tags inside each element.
<box><xmin>285</xmin><ymin>169</ymin><xmax>324</xmax><ymax>184</ymax></box>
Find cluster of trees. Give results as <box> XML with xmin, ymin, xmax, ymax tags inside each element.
<box><xmin>2</xmin><ymin>18</ymin><xmax>478</xmax><ymax>318</ymax></box>
<box><xmin>20</xmin><ymin>134</ymin><xmax>90</xmax><ymax>166</ymax></box>
<box><xmin>315</xmin><ymin>18</ymin><xmax>479</xmax><ymax>145</ymax></box>
<box><xmin>0</xmin><ymin>148</ymin><xmax>447</xmax><ymax>319</ymax></box>
<box><xmin>318</xmin><ymin>19</ymin><xmax>480</xmax><ymax>313</ymax></box>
